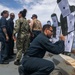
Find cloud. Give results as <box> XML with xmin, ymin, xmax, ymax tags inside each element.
<box><xmin>15</xmin><ymin>0</ymin><xmax>58</xmax><ymax>24</ymax></box>
<box><xmin>0</xmin><ymin>0</ymin><xmax>75</xmax><ymax>25</ymax></box>
<box><xmin>14</xmin><ymin>0</ymin><xmax>75</xmax><ymax>25</ymax></box>
<box><xmin>29</xmin><ymin>0</ymin><xmax>75</xmax><ymax>24</ymax></box>
<box><xmin>68</xmin><ymin>0</ymin><xmax>75</xmax><ymax>5</ymax></box>
<box><xmin>25</xmin><ymin>0</ymin><xmax>60</xmax><ymax>24</ymax></box>
<box><xmin>15</xmin><ymin>0</ymin><xmax>43</xmax><ymax>4</ymax></box>
<box><xmin>0</xmin><ymin>4</ymin><xmax>21</xmax><ymax>21</ymax></box>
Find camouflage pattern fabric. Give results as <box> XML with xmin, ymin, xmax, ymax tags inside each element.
<box><xmin>32</xmin><ymin>19</ymin><xmax>42</xmax><ymax>30</ymax></box>
<box><xmin>13</xmin><ymin>17</ymin><xmax>30</xmax><ymax>60</ymax></box>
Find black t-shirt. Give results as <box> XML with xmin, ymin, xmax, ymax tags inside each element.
<box><xmin>7</xmin><ymin>18</ymin><xmax>14</xmax><ymax>36</ymax></box>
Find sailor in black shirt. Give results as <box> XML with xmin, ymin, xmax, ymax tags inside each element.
<box><xmin>19</xmin><ymin>24</ymin><xmax>65</xmax><ymax>75</ymax></box>
<box><xmin>0</xmin><ymin>10</ymin><xmax>9</xmax><ymax>64</ymax></box>
<box><xmin>7</xmin><ymin>13</ymin><xmax>15</xmax><ymax>57</ymax></box>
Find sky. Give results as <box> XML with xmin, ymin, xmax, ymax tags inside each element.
<box><xmin>0</xmin><ymin>0</ymin><xmax>75</xmax><ymax>25</ymax></box>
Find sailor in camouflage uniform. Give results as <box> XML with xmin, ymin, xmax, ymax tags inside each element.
<box><xmin>13</xmin><ymin>9</ymin><xmax>30</xmax><ymax>65</ymax></box>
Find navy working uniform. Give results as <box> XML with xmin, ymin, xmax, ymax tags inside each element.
<box><xmin>0</xmin><ymin>17</ymin><xmax>8</xmax><ymax>63</ymax></box>
<box><xmin>19</xmin><ymin>32</ymin><xmax>64</xmax><ymax>75</ymax></box>
<box><xmin>7</xmin><ymin>18</ymin><xmax>14</xmax><ymax>57</ymax></box>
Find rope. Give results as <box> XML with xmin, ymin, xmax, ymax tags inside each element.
<box><xmin>52</xmin><ymin>2</ymin><xmax>58</xmax><ymax>13</ymax></box>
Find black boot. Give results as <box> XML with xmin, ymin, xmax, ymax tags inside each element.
<box><xmin>14</xmin><ymin>60</ymin><xmax>20</xmax><ymax>65</ymax></box>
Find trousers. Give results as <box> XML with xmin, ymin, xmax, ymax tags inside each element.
<box><xmin>0</xmin><ymin>33</ymin><xmax>8</xmax><ymax>63</ymax></box>
<box><xmin>18</xmin><ymin>56</ymin><xmax>54</xmax><ymax>75</ymax></box>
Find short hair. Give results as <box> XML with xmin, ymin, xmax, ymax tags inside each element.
<box><xmin>31</xmin><ymin>14</ymin><xmax>37</xmax><ymax>19</ymax></box>
<box><xmin>10</xmin><ymin>13</ymin><xmax>15</xmax><ymax>16</ymax></box>
<box><xmin>1</xmin><ymin>10</ymin><xmax>9</xmax><ymax>16</ymax></box>
<box><xmin>42</xmin><ymin>24</ymin><xmax>52</xmax><ymax>32</ymax></box>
